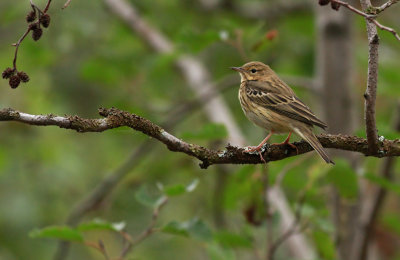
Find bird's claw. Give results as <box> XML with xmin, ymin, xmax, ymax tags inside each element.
<box><xmin>243</xmin><ymin>144</ymin><xmax>268</xmax><ymax>164</ymax></box>
<box><xmin>243</xmin><ymin>143</ymin><xmax>269</xmax><ymax>154</ymax></box>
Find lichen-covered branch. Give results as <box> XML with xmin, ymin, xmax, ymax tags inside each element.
<box><xmin>1</xmin><ymin>107</ymin><xmax>400</xmax><ymax>168</ymax></box>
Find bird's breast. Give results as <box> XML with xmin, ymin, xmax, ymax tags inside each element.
<box><xmin>238</xmin><ymin>83</ymin><xmax>291</xmax><ymax>133</ymax></box>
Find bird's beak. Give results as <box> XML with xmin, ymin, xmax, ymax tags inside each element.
<box><xmin>231</xmin><ymin>67</ymin><xmax>245</xmax><ymax>73</ymax></box>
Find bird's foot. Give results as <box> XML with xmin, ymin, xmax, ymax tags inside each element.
<box><xmin>272</xmin><ymin>141</ymin><xmax>298</xmax><ymax>154</ymax></box>
<box><xmin>243</xmin><ymin>145</ymin><xmax>268</xmax><ymax>164</ymax></box>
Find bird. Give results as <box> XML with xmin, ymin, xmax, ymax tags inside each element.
<box><xmin>231</xmin><ymin>61</ymin><xmax>334</xmax><ymax>164</ymax></box>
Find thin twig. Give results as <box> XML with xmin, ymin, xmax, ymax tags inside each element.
<box><xmin>118</xmin><ymin>196</ymin><xmax>168</xmax><ymax>259</ymax></box>
<box><xmin>98</xmin><ymin>240</ymin><xmax>110</xmax><ymax>260</ymax></box>
<box><xmin>372</xmin><ymin>19</ymin><xmax>400</xmax><ymax>41</ymax></box>
<box><xmin>376</xmin><ymin>0</ymin><xmax>399</xmax><ymax>13</ymax></box>
<box><xmin>328</xmin><ymin>0</ymin><xmax>400</xmax><ymax>42</ymax></box>
<box><xmin>9</xmin><ymin>0</ymin><xmax>53</xmax><ymax>72</ymax></box>
<box><xmin>356</xmin><ymin>101</ymin><xmax>400</xmax><ymax>260</ymax></box>
<box><xmin>330</xmin><ymin>0</ymin><xmax>376</xmax><ymax>19</ymax></box>
<box><xmin>84</xmin><ymin>240</ymin><xmax>110</xmax><ymax>260</ymax></box>
<box><xmin>261</xmin><ymin>166</ymin><xmax>273</xmax><ymax>260</ymax></box>
<box><xmin>12</xmin><ymin>29</ymin><xmax>32</xmax><ymax>70</ymax></box>
<box><xmin>267</xmin><ymin>191</ymin><xmax>308</xmax><ymax>260</ymax></box>
<box><xmin>63</xmin><ymin>0</ymin><xmax>73</xmax><ymax>9</ymax></box>
<box><xmin>43</xmin><ymin>0</ymin><xmax>52</xmax><ymax>13</ymax></box>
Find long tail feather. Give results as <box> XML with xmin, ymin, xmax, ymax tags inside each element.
<box><xmin>293</xmin><ymin>126</ymin><xmax>334</xmax><ymax>164</ymax></box>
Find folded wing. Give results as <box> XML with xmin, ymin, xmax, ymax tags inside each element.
<box><xmin>245</xmin><ymin>83</ymin><xmax>327</xmax><ymax>129</ymax></box>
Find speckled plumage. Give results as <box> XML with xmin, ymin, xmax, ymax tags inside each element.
<box><xmin>233</xmin><ymin>61</ymin><xmax>333</xmax><ymax>164</ymax></box>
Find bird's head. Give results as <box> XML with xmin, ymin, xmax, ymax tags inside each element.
<box><xmin>231</xmin><ymin>61</ymin><xmax>273</xmax><ymax>81</ymax></box>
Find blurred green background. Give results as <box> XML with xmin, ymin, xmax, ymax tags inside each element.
<box><xmin>0</xmin><ymin>0</ymin><xmax>400</xmax><ymax>259</ymax></box>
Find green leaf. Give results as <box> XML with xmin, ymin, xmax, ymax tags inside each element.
<box><xmin>78</xmin><ymin>218</ymin><xmax>126</xmax><ymax>232</ymax></box>
<box><xmin>364</xmin><ymin>173</ymin><xmax>400</xmax><ymax>196</ymax></box>
<box><xmin>162</xmin><ymin>179</ymin><xmax>199</xmax><ymax>197</ymax></box>
<box><xmin>164</xmin><ymin>184</ymin><xmax>186</xmax><ymax>196</ymax></box>
<box><xmin>326</xmin><ymin>159</ymin><xmax>358</xmax><ymax>199</ymax></box>
<box><xmin>29</xmin><ymin>226</ymin><xmax>84</xmax><ymax>242</ymax></box>
<box><xmin>206</xmin><ymin>243</ymin><xmax>236</xmax><ymax>260</ymax></box>
<box><xmin>313</xmin><ymin>231</ymin><xmax>335</xmax><ymax>260</ymax></box>
<box><xmin>382</xmin><ymin>213</ymin><xmax>400</xmax><ymax>236</ymax></box>
<box><xmin>214</xmin><ymin>231</ymin><xmax>252</xmax><ymax>248</ymax></box>
<box><xmin>161</xmin><ymin>221</ymin><xmax>189</xmax><ymax>237</ymax></box>
<box><xmin>161</xmin><ymin>218</ymin><xmax>212</xmax><ymax>242</ymax></box>
<box><xmin>181</xmin><ymin>123</ymin><xmax>228</xmax><ymax>141</ymax></box>
<box><xmin>135</xmin><ymin>185</ymin><xmax>165</xmax><ymax>209</ymax></box>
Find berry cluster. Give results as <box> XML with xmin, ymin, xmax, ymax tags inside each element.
<box><xmin>27</xmin><ymin>11</ymin><xmax>51</xmax><ymax>42</ymax></box>
<box><xmin>319</xmin><ymin>0</ymin><xmax>341</xmax><ymax>11</ymax></box>
<box><xmin>2</xmin><ymin>68</ymin><xmax>30</xmax><ymax>89</ymax></box>
<box><xmin>2</xmin><ymin>5</ymin><xmax>51</xmax><ymax>89</ymax></box>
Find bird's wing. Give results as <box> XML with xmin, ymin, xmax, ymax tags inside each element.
<box><xmin>245</xmin><ymin>84</ymin><xmax>327</xmax><ymax>129</ymax></box>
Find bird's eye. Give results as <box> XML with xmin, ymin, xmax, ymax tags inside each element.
<box><xmin>251</xmin><ymin>69</ymin><xmax>257</xmax><ymax>73</ymax></box>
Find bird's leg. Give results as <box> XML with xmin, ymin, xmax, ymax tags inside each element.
<box><xmin>272</xmin><ymin>132</ymin><xmax>298</xmax><ymax>154</ymax></box>
<box><xmin>244</xmin><ymin>131</ymin><xmax>274</xmax><ymax>163</ymax></box>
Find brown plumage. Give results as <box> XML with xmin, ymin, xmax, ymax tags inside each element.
<box><xmin>232</xmin><ymin>61</ymin><xmax>334</xmax><ymax>164</ymax></box>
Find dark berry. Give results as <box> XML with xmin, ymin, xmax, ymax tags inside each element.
<box><xmin>9</xmin><ymin>75</ymin><xmax>21</xmax><ymax>89</ymax></box>
<box><xmin>331</xmin><ymin>1</ymin><xmax>341</xmax><ymax>10</ymax></box>
<box><xmin>17</xmin><ymin>71</ymin><xmax>30</xmax><ymax>83</ymax></box>
<box><xmin>32</xmin><ymin>27</ymin><xmax>43</xmax><ymax>41</ymax></box>
<box><xmin>26</xmin><ymin>11</ymin><xmax>36</xmax><ymax>23</ymax></box>
<box><xmin>2</xmin><ymin>67</ymin><xmax>15</xmax><ymax>79</ymax></box>
<box><xmin>29</xmin><ymin>23</ymin><xmax>39</xmax><ymax>30</ymax></box>
<box><xmin>40</xmin><ymin>14</ymin><xmax>51</xmax><ymax>28</ymax></box>
<box><xmin>319</xmin><ymin>0</ymin><xmax>330</xmax><ymax>5</ymax></box>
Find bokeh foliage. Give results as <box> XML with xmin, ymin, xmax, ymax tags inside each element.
<box><xmin>0</xmin><ymin>0</ymin><xmax>400</xmax><ymax>259</ymax></box>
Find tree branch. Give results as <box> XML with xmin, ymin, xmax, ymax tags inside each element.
<box><xmin>360</xmin><ymin>0</ymin><xmax>380</xmax><ymax>154</ymax></box>
<box><xmin>327</xmin><ymin>0</ymin><xmax>400</xmax><ymax>41</ymax></box>
<box><xmin>354</xmin><ymin>101</ymin><xmax>400</xmax><ymax>260</ymax></box>
<box><xmin>1</xmin><ymin>107</ymin><xmax>400</xmax><ymax>169</ymax></box>
<box><xmin>376</xmin><ymin>0</ymin><xmax>399</xmax><ymax>14</ymax></box>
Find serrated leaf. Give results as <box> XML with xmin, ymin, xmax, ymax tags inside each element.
<box><xmin>161</xmin><ymin>218</ymin><xmax>212</xmax><ymax>241</ymax></box>
<box><xmin>135</xmin><ymin>185</ymin><xmax>165</xmax><ymax>209</ymax></box>
<box><xmin>326</xmin><ymin>159</ymin><xmax>358</xmax><ymax>199</ymax></box>
<box><xmin>29</xmin><ymin>226</ymin><xmax>84</xmax><ymax>242</ymax></box>
<box><xmin>78</xmin><ymin>219</ymin><xmax>126</xmax><ymax>232</ymax></box>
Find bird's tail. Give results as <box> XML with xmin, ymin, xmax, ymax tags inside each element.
<box><xmin>293</xmin><ymin>126</ymin><xmax>334</xmax><ymax>164</ymax></box>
